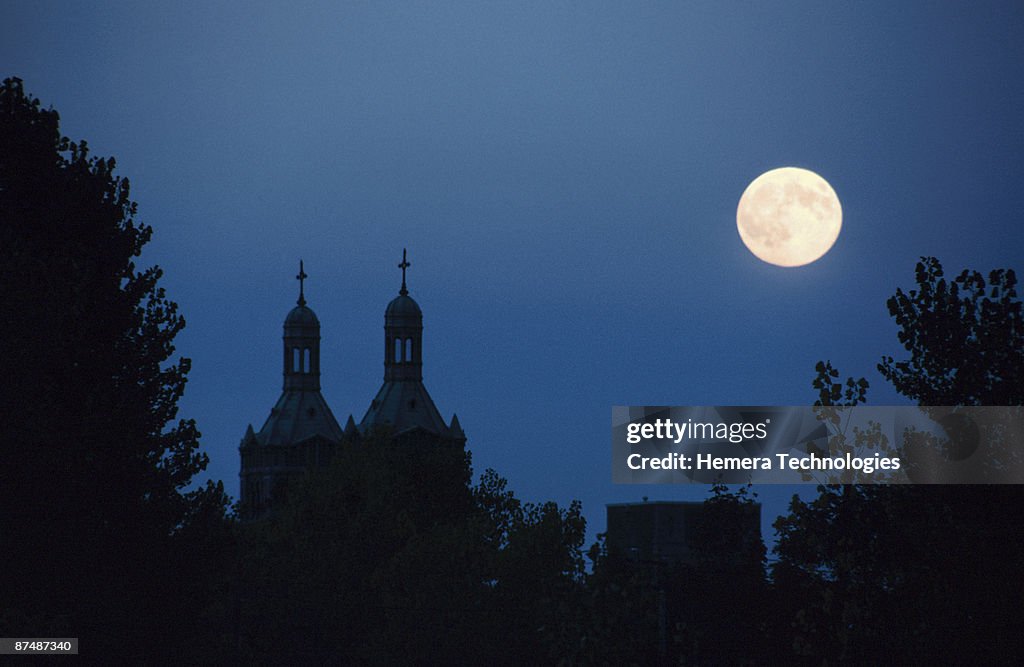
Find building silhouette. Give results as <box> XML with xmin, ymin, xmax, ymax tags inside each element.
<box><xmin>606</xmin><ymin>499</ymin><xmax>761</xmax><ymax>565</ymax></box>
<box><xmin>359</xmin><ymin>250</ymin><xmax>465</xmax><ymax>445</ymax></box>
<box><xmin>239</xmin><ymin>251</ymin><xmax>463</xmax><ymax>518</ymax></box>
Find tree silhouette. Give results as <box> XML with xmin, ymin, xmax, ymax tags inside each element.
<box><xmin>237</xmin><ymin>433</ymin><xmax>586</xmax><ymax>664</ymax></box>
<box><xmin>773</xmin><ymin>257</ymin><xmax>1024</xmax><ymax>663</ymax></box>
<box><xmin>880</xmin><ymin>257</ymin><xmax>1022</xmax><ymax>405</ymax></box>
<box><xmin>0</xmin><ymin>77</ymin><xmax>230</xmax><ymax>658</ymax></box>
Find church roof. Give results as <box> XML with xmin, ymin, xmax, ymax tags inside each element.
<box><xmin>359</xmin><ymin>378</ymin><xmax>451</xmax><ymax>438</ymax></box>
<box><xmin>385</xmin><ymin>294</ymin><xmax>422</xmax><ymax>318</ymax></box>
<box><xmin>285</xmin><ymin>304</ymin><xmax>320</xmax><ymax>326</ymax></box>
<box><xmin>356</xmin><ymin>249</ymin><xmax>461</xmax><ymax>441</ymax></box>
<box><xmin>251</xmin><ymin>388</ymin><xmax>343</xmax><ymax>447</ymax></box>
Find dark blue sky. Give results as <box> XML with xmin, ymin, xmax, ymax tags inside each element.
<box><xmin>7</xmin><ymin>1</ymin><xmax>1024</xmax><ymax>545</ymax></box>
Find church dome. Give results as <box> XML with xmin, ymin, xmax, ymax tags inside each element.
<box><xmin>285</xmin><ymin>304</ymin><xmax>320</xmax><ymax>326</ymax></box>
<box><xmin>385</xmin><ymin>294</ymin><xmax>422</xmax><ymax>318</ymax></box>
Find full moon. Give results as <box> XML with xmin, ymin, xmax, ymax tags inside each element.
<box><xmin>736</xmin><ymin>167</ymin><xmax>842</xmax><ymax>267</ymax></box>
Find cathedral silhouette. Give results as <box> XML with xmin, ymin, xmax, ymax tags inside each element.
<box><xmin>238</xmin><ymin>251</ymin><xmax>465</xmax><ymax>518</ymax></box>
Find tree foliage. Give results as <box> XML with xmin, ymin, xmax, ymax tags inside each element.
<box><xmin>773</xmin><ymin>257</ymin><xmax>1024</xmax><ymax>663</ymax></box>
<box><xmin>237</xmin><ymin>434</ymin><xmax>587</xmax><ymax>664</ymax></box>
<box><xmin>880</xmin><ymin>256</ymin><xmax>1022</xmax><ymax>405</ymax></box>
<box><xmin>0</xmin><ymin>77</ymin><xmax>230</xmax><ymax>658</ymax></box>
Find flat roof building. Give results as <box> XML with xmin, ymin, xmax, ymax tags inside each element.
<box><xmin>606</xmin><ymin>499</ymin><xmax>761</xmax><ymax>565</ymax></box>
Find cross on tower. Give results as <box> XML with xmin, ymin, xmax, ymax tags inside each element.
<box><xmin>296</xmin><ymin>260</ymin><xmax>308</xmax><ymax>306</ymax></box>
<box><xmin>398</xmin><ymin>248</ymin><xmax>411</xmax><ymax>296</ymax></box>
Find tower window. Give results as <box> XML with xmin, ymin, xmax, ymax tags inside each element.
<box><xmin>293</xmin><ymin>347</ymin><xmax>301</xmax><ymax>372</ymax></box>
<box><xmin>304</xmin><ymin>347</ymin><xmax>311</xmax><ymax>373</ymax></box>
<box><xmin>394</xmin><ymin>337</ymin><xmax>403</xmax><ymax>363</ymax></box>
<box><xmin>405</xmin><ymin>338</ymin><xmax>412</xmax><ymax>362</ymax></box>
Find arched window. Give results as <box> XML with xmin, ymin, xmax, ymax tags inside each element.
<box><xmin>303</xmin><ymin>347</ymin><xmax>311</xmax><ymax>373</ymax></box>
<box><xmin>394</xmin><ymin>337</ymin><xmax>403</xmax><ymax>363</ymax></box>
<box><xmin>293</xmin><ymin>347</ymin><xmax>301</xmax><ymax>372</ymax></box>
<box><xmin>405</xmin><ymin>338</ymin><xmax>412</xmax><ymax>362</ymax></box>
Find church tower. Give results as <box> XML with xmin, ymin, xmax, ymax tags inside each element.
<box><xmin>360</xmin><ymin>250</ymin><xmax>465</xmax><ymax>445</ymax></box>
<box><xmin>239</xmin><ymin>262</ymin><xmax>344</xmax><ymax>518</ymax></box>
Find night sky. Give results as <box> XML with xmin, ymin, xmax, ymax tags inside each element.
<box><xmin>7</xmin><ymin>1</ymin><xmax>1024</xmax><ymax>546</ymax></box>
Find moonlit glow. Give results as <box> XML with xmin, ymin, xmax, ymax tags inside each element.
<box><xmin>736</xmin><ymin>167</ymin><xmax>842</xmax><ymax>267</ymax></box>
